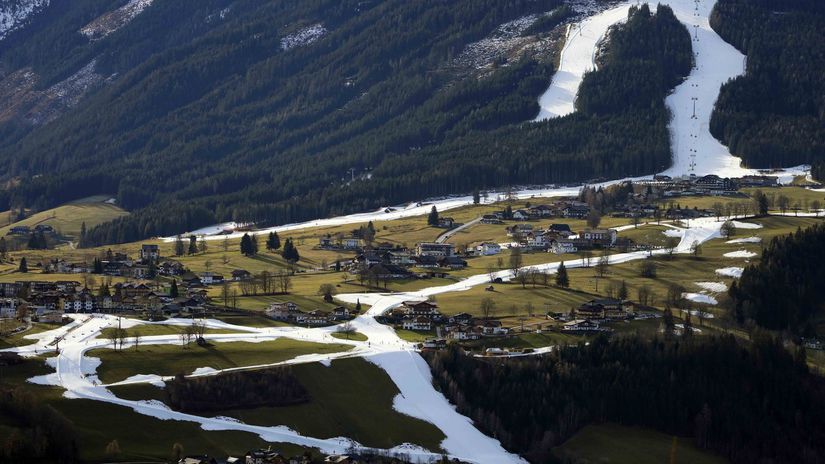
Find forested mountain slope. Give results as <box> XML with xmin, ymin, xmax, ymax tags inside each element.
<box><xmin>710</xmin><ymin>0</ymin><xmax>825</xmax><ymax>169</ymax></box>
<box><xmin>0</xmin><ymin>1</ymin><xmax>689</xmax><ymax>245</ymax></box>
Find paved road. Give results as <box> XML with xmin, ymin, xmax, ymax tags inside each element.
<box><xmin>435</xmin><ymin>217</ymin><xmax>481</xmax><ymax>243</ymax></box>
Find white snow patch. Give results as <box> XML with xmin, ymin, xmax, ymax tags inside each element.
<box><xmin>0</xmin><ymin>0</ymin><xmax>49</xmax><ymax>41</ymax></box>
<box><xmin>682</xmin><ymin>293</ymin><xmax>718</xmax><ymax>305</ymax></box>
<box><xmin>695</xmin><ymin>282</ymin><xmax>726</xmax><ymax>293</ymax></box>
<box><xmin>191</xmin><ymin>366</ymin><xmax>218</xmax><ymax>376</ymax></box>
<box><xmin>689</xmin><ymin>310</ymin><xmax>715</xmax><ymax>319</ymax></box>
<box><xmin>715</xmin><ymin>267</ymin><xmax>744</xmax><ymax>278</ymax></box>
<box><xmin>724</xmin><ymin>250</ymin><xmax>757</xmax><ymax>259</ymax></box>
<box><xmin>662</xmin><ymin>229</ymin><xmax>684</xmax><ymax>238</ymax></box>
<box><xmin>80</xmin><ymin>0</ymin><xmax>154</xmax><ymax>41</ymax></box>
<box><xmin>726</xmin><ymin>236</ymin><xmax>761</xmax><ymax>244</ymax></box>
<box><xmin>120</xmin><ymin>374</ymin><xmax>166</xmax><ymax>387</ymax></box>
<box><xmin>319</xmin><ymin>358</ymin><xmax>332</xmax><ymax>367</ymax></box>
<box><xmin>731</xmin><ymin>221</ymin><xmax>763</xmax><ymax>230</ymax></box>
<box><xmin>280</xmin><ymin>23</ymin><xmax>326</xmax><ymax>50</ymax></box>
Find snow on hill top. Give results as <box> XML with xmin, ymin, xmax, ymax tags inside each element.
<box><xmin>0</xmin><ymin>0</ymin><xmax>49</xmax><ymax>41</ymax></box>
<box><xmin>280</xmin><ymin>23</ymin><xmax>327</xmax><ymax>51</ymax></box>
<box><xmin>80</xmin><ymin>0</ymin><xmax>154</xmax><ymax>41</ymax></box>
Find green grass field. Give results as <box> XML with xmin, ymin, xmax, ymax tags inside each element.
<box><xmin>209</xmin><ymin>358</ymin><xmax>445</xmax><ymax>451</ymax></box>
<box><xmin>331</xmin><ymin>331</ymin><xmax>368</xmax><ymax>341</ymax></box>
<box><xmin>554</xmin><ymin>423</ymin><xmax>727</xmax><ymax>464</ymax></box>
<box><xmin>0</xmin><ymin>195</ymin><xmax>128</xmax><ymax>240</ymax></box>
<box><xmin>0</xmin><ymin>321</ymin><xmax>67</xmax><ymax>349</ymax></box>
<box><xmin>90</xmin><ymin>339</ymin><xmax>351</xmax><ymax>384</ymax></box>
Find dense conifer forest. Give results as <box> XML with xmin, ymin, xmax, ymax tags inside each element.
<box><xmin>427</xmin><ymin>336</ymin><xmax>825</xmax><ymax>464</ymax></box>
<box><xmin>710</xmin><ymin>0</ymin><xmax>825</xmax><ymax>168</ymax></box>
<box><xmin>0</xmin><ymin>1</ymin><xmax>689</xmax><ymax>244</ymax></box>
<box><xmin>729</xmin><ymin>223</ymin><xmax>825</xmax><ymax>334</ymax></box>
<box><xmin>165</xmin><ymin>367</ymin><xmax>308</xmax><ymax>413</ymax></box>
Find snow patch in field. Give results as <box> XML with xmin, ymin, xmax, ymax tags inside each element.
<box><xmin>724</xmin><ymin>250</ymin><xmax>757</xmax><ymax>259</ymax></box>
<box><xmin>683</xmin><ymin>293</ymin><xmax>718</xmax><ymax>305</ymax></box>
<box><xmin>726</xmin><ymin>236</ymin><xmax>761</xmax><ymax>244</ymax></box>
<box><xmin>191</xmin><ymin>367</ymin><xmax>218</xmax><ymax>376</ymax></box>
<box><xmin>280</xmin><ymin>23</ymin><xmax>326</xmax><ymax>50</ymax></box>
<box><xmin>689</xmin><ymin>310</ymin><xmax>715</xmax><ymax>319</ymax></box>
<box><xmin>695</xmin><ymin>281</ymin><xmax>726</xmax><ymax>293</ymax></box>
<box><xmin>715</xmin><ymin>267</ymin><xmax>744</xmax><ymax>278</ymax></box>
<box><xmin>0</xmin><ymin>0</ymin><xmax>49</xmax><ymax>41</ymax></box>
<box><xmin>662</xmin><ymin>229</ymin><xmax>684</xmax><ymax>238</ymax></box>
<box><xmin>731</xmin><ymin>221</ymin><xmax>763</xmax><ymax>230</ymax></box>
<box><xmin>120</xmin><ymin>374</ymin><xmax>166</xmax><ymax>387</ymax></box>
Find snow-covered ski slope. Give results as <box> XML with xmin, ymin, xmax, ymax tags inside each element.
<box><xmin>534</xmin><ymin>0</ymin><xmax>771</xmax><ymax>178</ymax></box>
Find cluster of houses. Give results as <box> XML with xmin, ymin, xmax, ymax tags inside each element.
<box><xmin>180</xmin><ymin>448</ymin><xmax>379</xmax><ymax>463</ymax></box>
<box><xmin>264</xmin><ymin>301</ymin><xmax>354</xmax><ymax>326</ymax></box>
<box><xmin>0</xmin><ymin>279</ymin><xmax>211</xmax><ymax>323</ymax></box>
<box><xmin>502</xmin><ymin>223</ymin><xmax>621</xmax><ymax>254</ymax></box>
<box><xmin>384</xmin><ymin>300</ymin><xmax>509</xmax><ymax>340</ymax></box>
<box><xmin>7</xmin><ymin>224</ymin><xmax>54</xmax><ymax>236</ymax></box>
<box><xmin>41</xmin><ymin>244</ymin><xmax>186</xmax><ymax>279</ymax></box>
<box><xmin>321</xmin><ymin>240</ymin><xmax>468</xmax><ymax>282</ymax></box>
<box><xmin>641</xmin><ymin>174</ymin><xmax>777</xmax><ymax>198</ymax></box>
<box><xmin>481</xmin><ymin>200</ymin><xmax>591</xmax><ymax>224</ymax></box>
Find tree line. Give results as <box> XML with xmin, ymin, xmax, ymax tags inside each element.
<box><xmin>729</xmin><ymin>223</ymin><xmax>825</xmax><ymax>334</ymax></box>
<box><xmin>710</xmin><ymin>0</ymin><xmax>825</xmax><ymax>169</ymax></box>
<box><xmin>426</xmin><ymin>334</ymin><xmax>825</xmax><ymax>464</ymax></box>
<box><xmin>165</xmin><ymin>367</ymin><xmax>309</xmax><ymax>413</ymax></box>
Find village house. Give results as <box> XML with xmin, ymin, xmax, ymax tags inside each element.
<box><xmin>413</xmin><ymin>255</ymin><xmax>440</xmax><ymax>268</ymax></box>
<box><xmin>367</xmin><ymin>263</ymin><xmax>414</xmax><ymax>280</ymax></box>
<box><xmin>402</xmin><ymin>316</ymin><xmax>432</xmax><ymax>331</ymax></box>
<box><xmin>198</xmin><ymin>272</ymin><xmax>224</xmax><ymax>285</ymax></box>
<box><xmin>437</xmin><ymin>217</ymin><xmax>456</xmax><ymax>228</ymax></box>
<box><xmin>438</xmin><ymin>256</ymin><xmax>467</xmax><ymax>270</ymax></box>
<box><xmin>265</xmin><ymin>302</ymin><xmax>299</xmax><ymax>320</ymax></box>
<box><xmin>0</xmin><ymin>298</ymin><xmax>16</xmax><ymax>318</ymax></box>
<box><xmin>140</xmin><ymin>244</ymin><xmax>160</xmax><ymax>262</ymax></box>
<box><xmin>342</xmin><ymin>237</ymin><xmax>361</xmax><ymax>249</ymax></box>
<box><xmin>550</xmin><ymin>239</ymin><xmax>578</xmax><ymax>254</ymax></box>
<box><xmin>475</xmin><ymin>242</ymin><xmax>501</xmax><ymax>256</ymax></box>
<box><xmin>561</xmin><ymin>319</ymin><xmax>604</xmax><ymax>333</ymax></box>
<box><xmin>295</xmin><ymin>310</ymin><xmax>331</xmax><ymax>326</ymax></box>
<box><xmin>577</xmin><ymin>298</ymin><xmax>631</xmax><ymax>320</ymax></box>
<box><xmin>415</xmin><ymin>242</ymin><xmax>455</xmax><ymax>257</ymax></box>
<box><xmin>480</xmin><ymin>214</ymin><xmax>503</xmax><ymax>224</ymax></box>
<box><xmin>581</xmin><ymin>228</ymin><xmax>618</xmax><ymax>247</ymax></box>
<box><xmin>512</xmin><ymin>209</ymin><xmax>531</xmax><ymax>221</ymax></box>
<box><xmin>399</xmin><ymin>300</ymin><xmax>442</xmax><ymax>319</ymax></box>
<box><xmin>505</xmin><ymin>224</ymin><xmax>533</xmax><ymax>237</ymax></box>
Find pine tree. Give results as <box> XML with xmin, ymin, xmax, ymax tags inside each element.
<box><xmin>556</xmin><ymin>262</ymin><xmax>569</xmax><ymax>288</ymax></box>
<box><xmin>355</xmin><ymin>299</ymin><xmax>362</xmax><ymax>313</ymax></box>
<box><xmin>170</xmin><ymin>279</ymin><xmax>179</xmax><ymax>298</ymax></box>
<box><xmin>79</xmin><ymin>221</ymin><xmax>87</xmax><ymax>248</ymax></box>
<box><xmin>93</xmin><ymin>258</ymin><xmax>103</xmax><ymax>274</ymax></box>
<box><xmin>240</xmin><ymin>233</ymin><xmax>253</xmax><ymax>256</ymax></box>
<box><xmin>188</xmin><ymin>235</ymin><xmax>198</xmax><ymax>255</ymax></box>
<box><xmin>0</xmin><ymin>237</ymin><xmax>6</xmax><ymax>261</ymax></box>
<box><xmin>199</xmin><ymin>236</ymin><xmax>208</xmax><ymax>253</ymax></box>
<box><xmin>427</xmin><ymin>206</ymin><xmax>439</xmax><ymax>226</ymax></box>
<box><xmin>618</xmin><ymin>280</ymin><xmax>628</xmax><ymax>300</ymax></box>
<box><xmin>473</xmin><ymin>189</ymin><xmax>480</xmax><ymax>204</ymax></box>
<box><xmin>174</xmin><ymin>235</ymin><xmax>185</xmax><ymax>256</ymax></box>
<box><xmin>18</xmin><ymin>257</ymin><xmax>27</xmax><ymax>273</ymax></box>
<box><xmin>282</xmin><ymin>238</ymin><xmax>300</xmax><ymax>262</ymax></box>
<box><xmin>250</xmin><ymin>234</ymin><xmax>258</xmax><ymax>255</ymax></box>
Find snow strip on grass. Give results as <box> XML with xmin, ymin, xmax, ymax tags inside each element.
<box><xmin>695</xmin><ymin>282</ymin><xmax>727</xmax><ymax>293</ymax></box>
<box><xmin>724</xmin><ymin>250</ymin><xmax>757</xmax><ymax>258</ymax></box>
<box><xmin>726</xmin><ymin>236</ymin><xmax>761</xmax><ymax>244</ymax></box>
<box><xmin>716</xmin><ymin>267</ymin><xmax>744</xmax><ymax>278</ymax></box>
<box><xmin>683</xmin><ymin>293</ymin><xmax>718</xmax><ymax>305</ymax></box>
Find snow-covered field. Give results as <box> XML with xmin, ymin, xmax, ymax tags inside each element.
<box><xmin>683</xmin><ymin>292</ymin><xmax>718</xmax><ymax>305</ymax></box>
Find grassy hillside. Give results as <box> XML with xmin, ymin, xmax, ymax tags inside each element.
<box><xmin>0</xmin><ymin>195</ymin><xmax>128</xmax><ymax>239</ymax></box>
<box><xmin>554</xmin><ymin>423</ymin><xmax>727</xmax><ymax>464</ymax></box>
